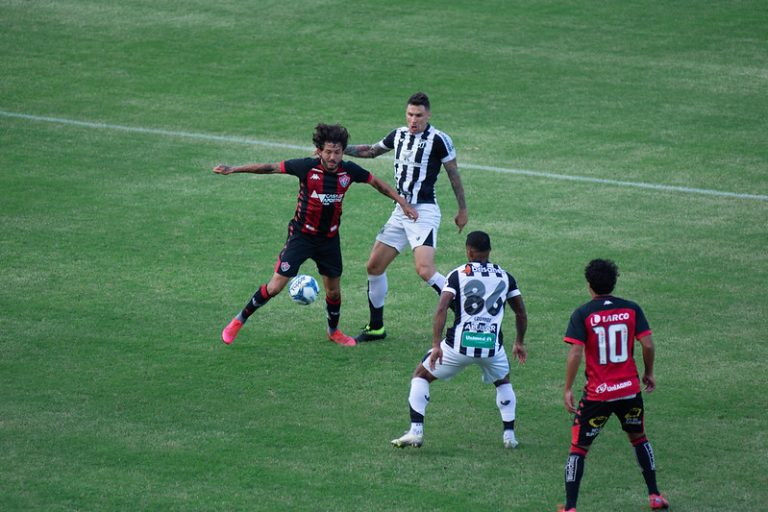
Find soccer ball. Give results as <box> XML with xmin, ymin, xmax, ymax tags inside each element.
<box><xmin>288</xmin><ymin>274</ymin><xmax>319</xmax><ymax>305</ymax></box>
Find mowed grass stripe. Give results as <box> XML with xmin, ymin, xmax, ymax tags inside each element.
<box><xmin>3</xmin><ymin>109</ymin><xmax>766</xmax><ymax>202</ymax></box>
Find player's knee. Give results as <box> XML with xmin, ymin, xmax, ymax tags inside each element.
<box><xmin>366</xmin><ymin>260</ymin><xmax>385</xmax><ymax>275</ymax></box>
<box><xmin>415</xmin><ymin>264</ymin><xmax>435</xmax><ymax>281</ymax></box>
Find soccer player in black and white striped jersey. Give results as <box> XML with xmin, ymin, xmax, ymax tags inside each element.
<box><xmin>344</xmin><ymin>92</ymin><xmax>468</xmax><ymax>342</ymax></box>
<box><xmin>391</xmin><ymin>231</ymin><xmax>528</xmax><ymax>449</ymax></box>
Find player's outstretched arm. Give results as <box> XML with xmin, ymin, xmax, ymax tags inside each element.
<box><xmin>344</xmin><ymin>144</ymin><xmax>390</xmax><ymax>159</ymax></box>
<box><xmin>369</xmin><ymin>175</ymin><xmax>419</xmax><ymax>221</ymax></box>
<box><xmin>213</xmin><ymin>163</ymin><xmax>281</xmax><ymax>175</ymax></box>
<box><xmin>443</xmin><ymin>159</ymin><xmax>468</xmax><ymax>232</ymax></box>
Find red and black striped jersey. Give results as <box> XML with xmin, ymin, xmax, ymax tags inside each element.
<box><xmin>280</xmin><ymin>158</ymin><xmax>372</xmax><ymax>237</ymax></box>
<box><xmin>564</xmin><ymin>295</ymin><xmax>652</xmax><ymax>401</ymax></box>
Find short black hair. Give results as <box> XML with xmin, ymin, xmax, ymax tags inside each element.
<box><xmin>585</xmin><ymin>259</ymin><xmax>619</xmax><ymax>295</ymax></box>
<box><xmin>466</xmin><ymin>231</ymin><xmax>491</xmax><ymax>252</ymax></box>
<box><xmin>313</xmin><ymin>123</ymin><xmax>349</xmax><ymax>150</ymax></box>
<box><xmin>407</xmin><ymin>92</ymin><xmax>430</xmax><ymax>110</ymax></box>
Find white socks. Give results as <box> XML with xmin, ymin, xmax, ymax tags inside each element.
<box><xmin>367</xmin><ymin>273</ymin><xmax>388</xmax><ymax>308</ymax></box>
<box><xmin>427</xmin><ymin>272</ymin><xmax>446</xmax><ymax>293</ymax></box>
<box><xmin>496</xmin><ymin>383</ymin><xmax>517</xmax><ymax>422</ymax></box>
<box><xmin>408</xmin><ymin>377</ymin><xmax>430</xmax><ymax>435</ymax></box>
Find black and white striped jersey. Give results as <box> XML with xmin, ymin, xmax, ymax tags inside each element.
<box><xmin>442</xmin><ymin>261</ymin><xmax>521</xmax><ymax>358</ymax></box>
<box><xmin>375</xmin><ymin>124</ymin><xmax>456</xmax><ymax>204</ymax></box>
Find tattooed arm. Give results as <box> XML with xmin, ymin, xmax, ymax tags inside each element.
<box><xmin>344</xmin><ymin>144</ymin><xmax>391</xmax><ymax>159</ymax></box>
<box><xmin>443</xmin><ymin>159</ymin><xmax>468</xmax><ymax>232</ymax></box>
<box><xmin>213</xmin><ymin>163</ymin><xmax>281</xmax><ymax>175</ymax></box>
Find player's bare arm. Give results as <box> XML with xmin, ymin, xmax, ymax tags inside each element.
<box><xmin>344</xmin><ymin>144</ymin><xmax>391</xmax><ymax>158</ymax></box>
<box><xmin>429</xmin><ymin>291</ymin><xmax>453</xmax><ymax>370</ymax></box>
<box><xmin>369</xmin><ymin>175</ymin><xmax>419</xmax><ymax>221</ymax></box>
<box><xmin>638</xmin><ymin>334</ymin><xmax>656</xmax><ymax>393</ymax></box>
<box><xmin>564</xmin><ymin>344</ymin><xmax>584</xmax><ymax>413</ymax></box>
<box><xmin>443</xmin><ymin>159</ymin><xmax>468</xmax><ymax>232</ymax></box>
<box><xmin>508</xmin><ymin>295</ymin><xmax>528</xmax><ymax>364</ymax></box>
<box><xmin>213</xmin><ymin>163</ymin><xmax>281</xmax><ymax>175</ymax></box>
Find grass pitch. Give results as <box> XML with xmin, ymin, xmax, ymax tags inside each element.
<box><xmin>1</xmin><ymin>1</ymin><xmax>766</xmax><ymax>511</ymax></box>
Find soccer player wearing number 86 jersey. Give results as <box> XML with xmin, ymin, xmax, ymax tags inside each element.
<box><xmin>391</xmin><ymin>231</ymin><xmax>528</xmax><ymax>450</ymax></box>
<box><xmin>558</xmin><ymin>259</ymin><xmax>669</xmax><ymax>512</ymax></box>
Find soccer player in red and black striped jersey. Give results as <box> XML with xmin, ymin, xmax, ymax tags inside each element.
<box><xmin>213</xmin><ymin>123</ymin><xmax>417</xmax><ymax>347</ymax></box>
<box><xmin>558</xmin><ymin>259</ymin><xmax>669</xmax><ymax>512</ymax></box>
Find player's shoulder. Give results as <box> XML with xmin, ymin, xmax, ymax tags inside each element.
<box><xmin>283</xmin><ymin>156</ymin><xmax>319</xmax><ymax>171</ymax></box>
<box><xmin>604</xmin><ymin>295</ymin><xmax>643</xmax><ymax>310</ymax></box>
<box><xmin>341</xmin><ymin>159</ymin><xmax>364</xmax><ymax>171</ymax></box>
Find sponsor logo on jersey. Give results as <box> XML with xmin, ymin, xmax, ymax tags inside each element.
<box><xmin>595</xmin><ymin>380</ymin><xmax>633</xmax><ymax>394</ymax></box>
<box><xmin>588</xmin><ymin>415</ymin><xmax>609</xmax><ymax>428</ymax></box>
<box><xmin>310</xmin><ymin>190</ymin><xmax>344</xmax><ymax>205</ymax></box>
<box><xmin>590</xmin><ymin>311</ymin><xmax>630</xmax><ymax>326</ymax></box>
<box><xmin>310</xmin><ymin>173</ymin><xmax>322</xmax><ymax>181</ymax></box>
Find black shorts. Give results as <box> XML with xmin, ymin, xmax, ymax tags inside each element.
<box><xmin>571</xmin><ymin>393</ymin><xmax>645</xmax><ymax>447</ymax></box>
<box><xmin>275</xmin><ymin>230</ymin><xmax>342</xmax><ymax>278</ymax></box>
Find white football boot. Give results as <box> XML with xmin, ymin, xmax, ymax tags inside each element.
<box><xmin>391</xmin><ymin>431</ymin><xmax>423</xmax><ymax>448</ymax></box>
<box><xmin>503</xmin><ymin>430</ymin><xmax>519</xmax><ymax>449</ymax></box>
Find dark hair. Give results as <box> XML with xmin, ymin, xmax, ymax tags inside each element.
<box><xmin>585</xmin><ymin>259</ymin><xmax>619</xmax><ymax>295</ymax></box>
<box><xmin>313</xmin><ymin>123</ymin><xmax>349</xmax><ymax>150</ymax></box>
<box><xmin>407</xmin><ymin>92</ymin><xmax>431</xmax><ymax>111</ymax></box>
<box><xmin>466</xmin><ymin>231</ymin><xmax>492</xmax><ymax>252</ymax></box>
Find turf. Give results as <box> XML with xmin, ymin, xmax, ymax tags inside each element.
<box><xmin>1</xmin><ymin>1</ymin><xmax>766</xmax><ymax>511</ymax></box>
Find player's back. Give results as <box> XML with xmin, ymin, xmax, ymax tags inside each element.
<box><xmin>444</xmin><ymin>261</ymin><xmax>520</xmax><ymax>358</ymax></box>
<box><xmin>565</xmin><ymin>295</ymin><xmax>652</xmax><ymax>401</ymax></box>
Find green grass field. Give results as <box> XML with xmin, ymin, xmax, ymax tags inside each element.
<box><xmin>2</xmin><ymin>1</ymin><xmax>766</xmax><ymax>510</ymax></box>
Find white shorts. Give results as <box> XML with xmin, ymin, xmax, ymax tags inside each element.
<box><xmin>422</xmin><ymin>340</ymin><xmax>511</xmax><ymax>384</ymax></box>
<box><xmin>376</xmin><ymin>203</ymin><xmax>441</xmax><ymax>253</ymax></box>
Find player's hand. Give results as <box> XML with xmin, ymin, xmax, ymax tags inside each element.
<box><xmin>642</xmin><ymin>373</ymin><xmax>656</xmax><ymax>393</ymax></box>
<box><xmin>564</xmin><ymin>389</ymin><xmax>577</xmax><ymax>414</ymax></box>
<box><xmin>428</xmin><ymin>346</ymin><xmax>443</xmax><ymax>371</ymax></box>
<box><xmin>213</xmin><ymin>164</ymin><xmax>233</xmax><ymax>175</ymax></box>
<box><xmin>454</xmin><ymin>209</ymin><xmax>468</xmax><ymax>233</ymax></box>
<box><xmin>403</xmin><ymin>204</ymin><xmax>419</xmax><ymax>221</ymax></box>
<box><xmin>512</xmin><ymin>341</ymin><xmax>527</xmax><ymax>364</ymax></box>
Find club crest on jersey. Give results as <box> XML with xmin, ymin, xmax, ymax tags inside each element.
<box><xmin>339</xmin><ymin>174</ymin><xmax>350</xmax><ymax>188</ymax></box>
<box><xmin>280</xmin><ymin>262</ymin><xmax>291</xmax><ymax>272</ymax></box>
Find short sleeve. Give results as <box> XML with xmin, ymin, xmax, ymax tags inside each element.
<box><xmin>443</xmin><ymin>269</ymin><xmax>460</xmax><ymax>296</ymax></box>
<box><xmin>564</xmin><ymin>309</ymin><xmax>587</xmax><ymax>345</ymax></box>
<box><xmin>343</xmin><ymin>161</ymin><xmax>372</xmax><ymax>184</ymax></box>
<box><xmin>379</xmin><ymin>129</ymin><xmax>398</xmax><ymax>150</ymax></box>
<box><xmin>281</xmin><ymin>158</ymin><xmax>314</xmax><ymax>179</ymax></box>
<box><xmin>436</xmin><ymin>132</ymin><xmax>457</xmax><ymax>163</ymax></box>
<box><xmin>506</xmin><ymin>272</ymin><xmax>521</xmax><ymax>299</ymax></box>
